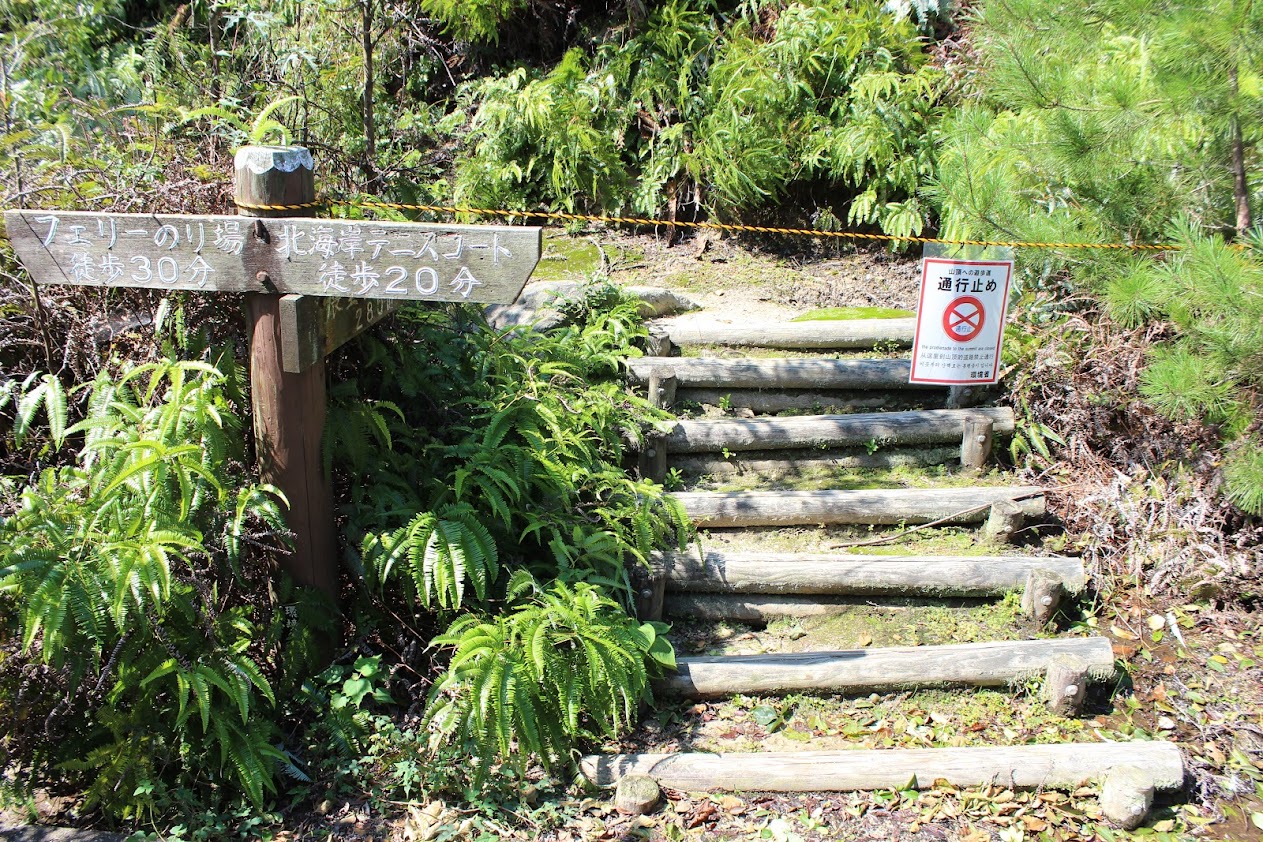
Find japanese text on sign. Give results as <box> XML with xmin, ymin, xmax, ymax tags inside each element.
<box><xmin>910</xmin><ymin>257</ymin><xmax>1013</xmax><ymax>385</ymax></box>
<box><xmin>3</xmin><ymin>210</ymin><xmax>541</xmax><ymax>305</ymax></box>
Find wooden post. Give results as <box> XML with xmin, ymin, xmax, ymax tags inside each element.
<box><xmin>236</xmin><ymin>146</ymin><xmax>338</xmax><ymax>601</ymax></box>
<box><xmin>982</xmin><ymin>498</ymin><xmax>1025</xmax><ymax>543</ymax></box>
<box><xmin>1022</xmin><ymin>568</ymin><xmax>1065</xmax><ymax>626</ymax></box>
<box><xmin>960</xmin><ymin>415</ymin><xmax>994</xmax><ymax>470</ymax></box>
<box><xmin>647</xmin><ymin>367</ymin><xmax>678</xmax><ymax>409</ymax></box>
<box><xmin>630</xmin><ymin>560</ymin><xmax>666</xmax><ymax>622</ymax></box>
<box><xmin>639</xmin><ymin>429</ymin><xmax>669</xmax><ymax>484</ymax></box>
<box><xmin>1043</xmin><ymin>654</ymin><xmax>1089</xmax><ymax>716</ymax></box>
<box><xmin>646</xmin><ymin>327</ymin><xmax>673</xmax><ymax>357</ymax></box>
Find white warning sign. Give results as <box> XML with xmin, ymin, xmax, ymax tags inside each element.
<box><xmin>910</xmin><ymin>257</ymin><xmax>1013</xmax><ymax>385</ymax></box>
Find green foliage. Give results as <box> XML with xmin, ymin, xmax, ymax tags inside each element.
<box><xmin>340</xmin><ymin>295</ymin><xmax>690</xmax><ymax>611</ymax></box>
<box><xmin>933</xmin><ymin>0</ymin><xmax>1263</xmax><ymax>512</ymax></box>
<box><xmin>454</xmin><ymin>0</ymin><xmax>944</xmax><ymax>236</ymax></box>
<box><xmin>424</xmin><ymin>580</ymin><xmax>673</xmax><ymax>782</ymax></box>
<box><xmin>421</xmin><ymin>0</ymin><xmax>529</xmax><ymax>44</ymax></box>
<box><xmin>0</xmin><ymin>357</ymin><xmax>325</xmax><ymax>817</ymax></box>
<box><xmin>325</xmin><ymin>292</ymin><xmax>689</xmax><ymax>784</ymax></box>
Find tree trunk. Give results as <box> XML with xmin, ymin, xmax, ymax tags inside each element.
<box><xmin>1230</xmin><ymin>67</ymin><xmax>1251</xmax><ymax>234</ymax></box>
<box><xmin>360</xmin><ymin>0</ymin><xmax>379</xmax><ymax>191</ymax></box>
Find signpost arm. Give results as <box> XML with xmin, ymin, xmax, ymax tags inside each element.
<box><xmin>235</xmin><ymin>145</ymin><xmax>339</xmax><ymax>602</ymax></box>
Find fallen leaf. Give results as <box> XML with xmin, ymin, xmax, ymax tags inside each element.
<box><xmin>1110</xmin><ymin>623</ymin><xmax>1139</xmax><ymax>641</ymax></box>
<box><xmin>686</xmin><ymin>802</ymin><xmax>717</xmax><ymax>828</ymax></box>
<box><xmin>1147</xmin><ymin>614</ymin><xmax>1166</xmax><ymax>630</ymax></box>
<box><xmin>718</xmin><ymin>795</ymin><xmax>745</xmax><ymax>814</ymax></box>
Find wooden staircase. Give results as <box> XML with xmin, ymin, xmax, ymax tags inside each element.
<box><xmin>586</xmin><ymin>316</ymin><xmax>1184</xmax><ymax>828</ymax></box>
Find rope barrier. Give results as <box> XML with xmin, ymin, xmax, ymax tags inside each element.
<box><xmin>230</xmin><ymin>196</ymin><xmax>1184</xmax><ymax>252</ymax></box>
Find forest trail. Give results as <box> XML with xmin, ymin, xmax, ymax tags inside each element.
<box><xmin>582</xmin><ymin>299</ymin><xmax>1184</xmax><ymax>830</ymax></box>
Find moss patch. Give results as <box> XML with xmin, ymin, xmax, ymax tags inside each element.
<box><xmin>690</xmin><ymin>464</ymin><xmax>1019</xmax><ymax>494</ymax></box>
<box><xmin>668</xmin><ymin>591</ymin><xmax>1030</xmax><ymax>657</ymax></box>
<box><xmin>792</xmin><ymin>306</ymin><xmax>915</xmax><ymax>321</ymax></box>
<box><xmin>531</xmin><ymin>233</ymin><xmax>643</xmax><ymax>282</ymax></box>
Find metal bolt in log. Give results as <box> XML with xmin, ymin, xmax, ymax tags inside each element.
<box><xmin>647</xmin><ymin>367</ymin><xmax>678</xmax><ymax>409</ymax></box>
<box><xmin>982</xmin><ymin>498</ymin><xmax>1025</xmax><ymax>543</ymax></box>
<box><xmin>1023</xmin><ymin>568</ymin><xmax>1065</xmax><ymax>626</ymax></box>
<box><xmin>235</xmin><ymin>145</ymin><xmax>338</xmax><ymax>602</ymax></box>
<box><xmin>1043</xmin><ymin>654</ymin><xmax>1089</xmax><ymax>716</ymax></box>
<box><xmin>960</xmin><ymin>415</ymin><xmax>994</xmax><ymax>470</ymax></box>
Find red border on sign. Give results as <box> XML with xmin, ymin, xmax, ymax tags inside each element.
<box><xmin>910</xmin><ymin>258</ymin><xmax>1013</xmax><ymax>385</ymax></box>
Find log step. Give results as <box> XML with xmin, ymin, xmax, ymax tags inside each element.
<box><xmin>656</xmin><ymin>637</ymin><xmax>1115</xmax><ymax>698</ymax></box>
<box><xmin>580</xmin><ymin>741</ymin><xmax>1184</xmax><ymax>793</ymax></box>
<box><xmin>672</xmin><ymin>486</ymin><xmax>1045</xmax><ymax>528</ymax></box>
<box><xmin>673</xmin><ymin>448</ymin><xmax>960</xmax><ymax>477</ymax></box>
<box><xmin>629</xmin><ymin>357</ymin><xmax>933</xmax><ymax>390</ymax></box>
<box><xmin>666</xmin><ymin>408</ymin><xmax>1015</xmax><ymax>454</ymax></box>
<box><xmin>655</xmin><ymin>550</ymin><xmax>1085</xmax><ymax>596</ymax></box>
<box><xmin>655</xmin><ymin>318</ymin><xmax>917</xmax><ymax>350</ymax></box>
<box><xmin>663</xmin><ymin>593</ymin><xmax>882</xmax><ymax>621</ymax></box>
<box><xmin>676</xmin><ymin>388</ymin><xmax>939</xmax><ymax>415</ymax></box>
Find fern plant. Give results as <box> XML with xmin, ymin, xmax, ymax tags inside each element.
<box><xmin>423</xmin><ymin>580</ymin><xmax>675</xmax><ymax>782</ymax></box>
<box><xmin>0</xmin><ymin>357</ymin><xmax>316</xmax><ymax>817</ymax></box>
<box><xmin>337</xmin><ymin>291</ymin><xmax>691</xmax><ymax>613</ymax></box>
<box><xmin>453</xmin><ymin>0</ymin><xmax>943</xmax><ymax>235</ymax></box>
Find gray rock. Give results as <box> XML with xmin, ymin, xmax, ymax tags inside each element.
<box><xmin>1100</xmin><ymin>764</ymin><xmax>1155</xmax><ymax>830</ymax></box>
<box><xmin>484</xmin><ymin>282</ymin><xmax>697</xmax><ymax>330</ymax></box>
<box><xmin>0</xmin><ymin>811</ymin><xmax>126</xmax><ymax>842</ymax></box>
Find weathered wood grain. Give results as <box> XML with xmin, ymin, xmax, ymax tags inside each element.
<box><xmin>279</xmin><ymin>294</ymin><xmax>401</xmax><ymax>373</ymax></box>
<box><xmin>663</xmin><ymin>593</ymin><xmax>879</xmax><ymax>621</ymax></box>
<box><xmin>657</xmin><ymin>318</ymin><xmax>917</xmax><ymax>349</ymax></box>
<box><xmin>628</xmin><ymin>357</ymin><xmax>930</xmax><ymax>390</ymax></box>
<box><xmin>654</xmin><ymin>550</ymin><xmax>1086</xmax><ymax>596</ymax></box>
<box><xmin>676</xmin><ymin>388</ymin><xmax>942</xmax><ymax>415</ymax></box>
<box><xmin>666</xmin><ymin>407</ymin><xmax>1016</xmax><ymax>454</ymax></box>
<box><xmin>655</xmin><ymin>637</ymin><xmax>1115</xmax><ymax>698</ymax></box>
<box><xmin>4</xmin><ymin>209</ymin><xmax>540</xmax><ymax>304</ymax></box>
<box><xmin>579</xmin><ymin>742</ymin><xmax>1185</xmax><ymax>792</ymax></box>
<box><xmin>670</xmin><ymin>447</ymin><xmax>960</xmax><ymax>476</ymax></box>
<box><xmin>961</xmin><ymin>415</ymin><xmax>994</xmax><ymax>469</ymax></box>
<box><xmin>671</xmin><ymin>486</ymin><xmax>1045</xmax><ymax>527</ymax></box>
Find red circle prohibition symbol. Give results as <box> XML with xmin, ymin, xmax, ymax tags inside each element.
<box><xmin>942</xmin><ymin>295</ymin><xmax>985</xmax><ymax>343</ymax></box>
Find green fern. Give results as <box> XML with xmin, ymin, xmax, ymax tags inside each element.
<box><xmin>424</xmin><ymin>580</ymin><xmax>673</xmax><ymax>781</ymax></box>
<box><xmin>1</xmin><ymin>357</ymin><xmax>305</xmax><ymax>816</ymax></box>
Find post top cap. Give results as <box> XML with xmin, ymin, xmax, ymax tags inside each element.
<box><xmin>235</xmin><ymin>145</ymin><xmax>314</xmax><ymax>175</ymax></box>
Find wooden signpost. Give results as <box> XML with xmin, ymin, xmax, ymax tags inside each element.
<box><xmin>4</xmin><ymin>145</ymin><xmax>542</xmax><ymax>601</ymax></box>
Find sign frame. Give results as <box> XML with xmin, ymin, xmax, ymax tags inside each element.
<box><xmin>909</xmin><ymin>252</ymin><xmax>1014</xmax><ymax>386</ymax></box>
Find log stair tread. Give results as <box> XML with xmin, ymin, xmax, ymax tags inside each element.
<box><xmin>652</xmin><ymin>317</ymin><xmax>917</xmax><ymax>350</ymax></box>
<box><xmin>629</xmin><ymin>356</ymin><xmax>932</xmax><ymax>390</ymax></box>
<box><xmin>657</xmin><ymin>637</ymin><xmax>1115</xmax><ymax>698</ymax></box>
<box><xmin>665</xmin><ymin>407</ymin><xmax>1015</xmax><ymax>453</ymax></box>
<box><xmin>672</xmin><ymin>485</ymin><xmax>1045</xmax><ymax>527</ymax></box>
<box><xmin>580</xmin><ymin>742</ymin><xmax>1185</xmax><ymax>793</ymax></box>
<box><xmin>654</xmin><ymin>549</ymin><xmax>1086</xmax><ymax>596</ymax></box>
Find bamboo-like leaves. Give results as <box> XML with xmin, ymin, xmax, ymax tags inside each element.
<box><xmin>1</xmin><ymin>356</ymin><xmax>287</xmax><ymax>813</ymax></box>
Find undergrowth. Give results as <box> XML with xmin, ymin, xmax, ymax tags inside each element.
<box><xmin>321</xmin><ymin>285</ymin><xmax>690</xmax><ymax>789</ymax></box>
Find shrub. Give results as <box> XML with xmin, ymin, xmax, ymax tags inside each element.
<box><xmin>0</xmin><ymin>357</ymin><xmax>326</xmax><ymax>817</ymax></box>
